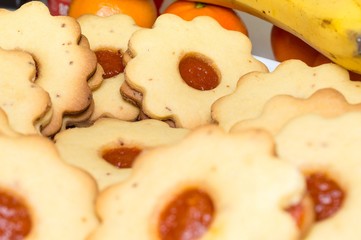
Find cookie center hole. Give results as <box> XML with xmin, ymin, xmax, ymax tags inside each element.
<box><xmin>306</xmin><ymin>172</ymin><xmax>344</xmax><ymax>222</ymax></box>
<box><xmin>179</xmin><ymin>53</ymin><xmax>220</xmax><ymax>91</ymax></box>
<box><xmin>95</xmin><ymin>49</ymin><xmax>125</xmax><ymax>79</ymax></box>
<box><xmin>158</xmin><ymin>188</ymin><xmax>214</xmax><ymax>240</ymax></box>
<box><xmin>102</xmin><ymin>146</ymin><xmax>142</xmax><ymax>168</ymax></box>
<box><xmin>0</xmin><ymin>190</ymin><xmax>32</xmax><ymax>239</ymax></box>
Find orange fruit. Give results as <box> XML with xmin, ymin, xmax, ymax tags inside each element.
<box><xmin>271</xmin><ymin>25</ymin><xmax>361</xmax><ymax>81</ymax></box>
<box><xmin>163</xmin><ymin>1</ymin><xmax>248</xmax><ymax>35</ymax></box>
<box><xmin>271</xmin><ymin>25</ymin><xmax>319</xmax><ymax>66</ymax></box>
<box><xmin>68</xmin><ymin>0</ymin><xmax>158</xmax><ymax>28</ymax></box>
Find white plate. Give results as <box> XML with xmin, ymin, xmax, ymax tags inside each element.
<box><xmin>254</xmin><ymin>55</ymin><xmax>280</xmax><ymax>72</ymax></box>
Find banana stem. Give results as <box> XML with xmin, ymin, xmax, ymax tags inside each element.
<box><xmin>195</xmin><ymin>2</ymin><xmax>207</xmax><ymax>8</ymax></box>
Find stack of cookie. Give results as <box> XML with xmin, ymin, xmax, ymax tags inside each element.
<box><xmin>2</xmin><ymin>1</ymin><xmax>361</xmax><ymax>239</ymax></box>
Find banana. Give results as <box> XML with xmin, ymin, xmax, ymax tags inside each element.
<box><xmin>188</xmin><ymin>0</ymin><xmax>361</xmax><ymax>74</ymax></box>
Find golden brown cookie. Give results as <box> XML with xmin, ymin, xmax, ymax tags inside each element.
<box><xmin>54</xmin><ymin>118</ymin><xmax>190</xmax><ymax>190</ymax></box>
<box><xmin>0</xmin><ymin>2</ymin><xmax>97</xmax><ymax>136</ymax></box>
<box><xmin>212</xmin><ymin>60</ymin><xmax>361</xmax><ymax>131</ymax></box>
<box><xmin>122</xmin><ymin>14</ymin><xmax>268</xmax><ymax>128</ymax></box>
<box><xmin>77</xmin><ymin>13</ymin><xmax>141</xmax><ymax>123</ymax></box>
<box><xmin>0</xmin><ymin>132</ymin><xmax>98</xmax><ymax>239</ymax></box>
<box><xmin>0</xmin><ymin>48</ymin><xmax>51</xmax><ymax>135</ymax></box>
<box><xmin>230</xmin><ymin>88</ymin><xmax>361</xmax><ymax>135</ymax></box>
<box><xmin>276</xmin><ymin>112</ymin><xmax>361</xmax><ymax>239</ymax></box>
<box><xmin>89</xmin><ymin>125</ymin><xmax>308</xmax><ymax>240</ymax></box>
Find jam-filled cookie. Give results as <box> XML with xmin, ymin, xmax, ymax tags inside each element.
<box><xmin>121</xmin><ymin>14</ymin><xmax>268</xmax><ymax>128</ymax></box>
<box><xmin>54</xmin><ymin>118</ymin><xmax>189</xmax><ymax>190</ymax></box>
<box><xmin>230</xmin><ymin>88</ymin><xmax>361</xmax><ymax>135</ymax></box>
<box><xmin>0</xmin><ymin>48</ymin><xmax>51</xmax><ymax>135</ymax></box>
<box><xmin>212</xmin><ymin>60</ymin><xmax>361</xmax><ymax>131</ymax></box>
<box><xmin>276</xmin><ymin>112</ymin><xmax>361</xmax><ymax>239</ymax></box>
<box><xmin>77</xmin><ymin>13</ymin><xmax>141</xmax><ymax>123</ymax></box>
<box><xmin>0</xmin><ymin>1</ymin><xmax>97</xmax><ymax>136</ymax></box>
<box><xmin>89</xmin><ymin>125</ymin><xmax>309</xmax><ymax>240</ymax></box>
<box><xmin>0</xmin><ymin>132</ymin><xmax>98</xmax><ymax>239</ymax></box>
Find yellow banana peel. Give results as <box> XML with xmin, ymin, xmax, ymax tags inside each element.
<box><xmin>188</xmin><ymin>0</ymin><xmax>361</xmax><ymax>74</ymax></box>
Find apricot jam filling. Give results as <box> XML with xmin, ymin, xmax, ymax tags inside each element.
<box><xmin>286</xmin><ymin>172</ymin><xmax>344</xmax><ymax>231</ymax></box>
<box><xmin>102</xmin><ymin>146</ymin><xmax>142</xmax><ymax>168</ymax></box>
<box><xmin>95</xmin><ymin>49</ymin><xmax>125</xmax><ymax>79</ymax></box>
<box><xmin>179</xmin><ymin>53</ymin><xmax>220</xmax><ymax>91</ymax></box>
<box><xmin>0</xmin><ymin>190</ymin><xmax>32</xmax><ymax>239</ymax></box>
<box><xmin>158</xmin><ymin>188</ymin><xmax>214</xmax><ymax>240</ymax></box>
<box><xmin>306</xmin><ymin>172</ymin><xmax>344</xmax><ymax>221</ymax></box>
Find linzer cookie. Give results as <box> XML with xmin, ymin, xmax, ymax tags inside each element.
<box><xmin>212</xmin><ymin>60</ymin><xmax>361</xmax><ymax>131</ymax></box>
<box><xmin>0</xmin><ymin>1</ymin><xmax>97</xmax><ymax>136</ymax></box>
<box><xmin>0</xmin><ymin>48</ymin><xmax>51</xmax><ymax>135</ymax></box>
<box><xmin>0</xmin><ymin>132</ymin><xmax>98</xmax><ymax>239</ymax></box>
<box><xmin>121</xmin><ymin>14</ymin><xmax>268</xmax><ymax>128</ymax></box>
<box><xmin>89</xmin><ymin>125</ymin><xmax>308</xmax><ymax>240</ymax></box>
<box><xmin>77</xmin><ymin>14</ymin><xmax>141</xmax><ymax>123</ymax></box>
<box><xmin>276</xmin><ymin>112</ymin><xmax>361</xmax><ymax>239</ymax></box>
<box><xmin>230</xmin><ymin>88</ymin><xmax>361</xmax><ymax>135</ymax></box>
<box><xmin>54</xmin><ymin>118</ymin><xmax>189</xmax><ymax>190</ymax></box>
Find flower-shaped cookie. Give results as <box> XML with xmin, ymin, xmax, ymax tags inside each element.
<box><xmin>122</xmin><ymin>14</ymin><xmax>268</xmax><ymax>128</ymax></box>
<box><xmin>230</xmin><ymin>88</ymin><xmax>361</xmax><ymax>135</ymax></box>
<box><xmin>77</xmin><ymin>13</ymin><xmax>141</xmax><ymax>123</ymax></box>
<box><xmin>276</xmin><ymin>112</ymin><xmax>361</xmax><ymax>239</ymax></box>
<box><xmin>212</xmin><ymin>60</ymin><xmax>361</xmax><ymax>131</ymax></box>
<box><xmin>54</xmin><ymin>118</ymin><xmax>189</xmax><ymax>190</ymax></box>
<box><xmin>0</xmin><ymin>48</ymin><xmax>51</xmax><ymax>135</ymax></box>
<box><xmin>89</xmin><ymin>125</ymin><xmax>307</xmax><ymax>240</ymax></box>
<box><xmin>0</xmin><ymin>2</ymin><xmax>97</xmax><ymax>136</ymax></box>
<box><xmin>0</xmin><ymin>132</ymin><xmax>98</xmax><ymax>239</ymax></box>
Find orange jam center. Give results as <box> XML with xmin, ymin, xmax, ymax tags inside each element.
<box><xmin>102</xmin><ymin>147</ymin><xmax>142</xmax><ymax>168</ymax></box>
<box><xmin>179</xmin><ymin>54</ymin><xmax>219</xmax><ymax>91</ymax></box>
<box><xmin>95</xmin><ymin>49</ymin><xmax>124</xmax><ymax>79</ymax></box>
<box><xmin>158</xmin><ymin>188</ymin><xmax>214</xmax><ymax>240</ymax></box>
<box><xmin>306</xmin><ymin>173</ymin><xmax>344</xmax><ymax>221</ymax></box>
<box><xmin>0</xmin><ymin>191</ymin><xmax>32</xmax><ymax>239</ymax></box>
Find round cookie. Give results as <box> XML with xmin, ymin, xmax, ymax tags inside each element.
<box><xmin>77</xmin><ymin>13</ymin><xmax>141</xmax><ymax>123</ymax></box>
<box><xmin>89</xmin><ymin>125</ymin><xmax>306</xmax><ymax>240</ymax></box>
<box><xmin>0</xmin><ymin>132</ymin><xmax>98</xmax><ymax>239</ymax></box>
<box><xmin>122</xmin><ymin>14</ymin><xmax>268</xmax><ymax>129</ymax></box>
<box><xmin>212</xmin><ymin>60</ymin><xmax>361</xmax><ymax>131</ymax></box>
<box><xmin>54</xmin><ymin>118</ymin><xmax>190</xmax><ymax>190</ymax></box>
<box><xmin>276</xmin><ymin>112</ymin><xmax>361</xmax><ymax>239</ymax></box>
<box><xmin>0</xmin><ymin>48</ymin><xmax>51</xmax><ymax>135</ymax></box>
<box><xmin>0</xmin><ymin>2</ymin><xmax>97</xmax><ymax>137</ymax></box>
<box><xmin>230</xmin><ymin>88</ymin><xmax>361</xmax><ymax>135</ymax></box>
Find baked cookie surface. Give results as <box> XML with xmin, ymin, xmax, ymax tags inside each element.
<box><xmin>0</xmin><ymin>108</ymin><xmax>17</xmax><ymax>137</ymax></box>
<box><xmin>77</xmin><ymin>14</ymin><xmax>141</xmax><ymax>123</ymax></box>
<box><xmin>54</xmin><ymin>118</ymin><xmax>190</xmax><ymax>190</ymax></box>
<box><xmin>230</xmin><ymin>88</ymin><xmax>361</xmax><ymax>135</ymax></box>
<box><xmin>89</xmin><ymin>125</ymin><xmax>306</xmax><ymax>240</ymax></box>
<box><xmin>212</xmin><ymin>60</ymin><xmax>361</xmax><ymax>131</ymax></box>
<box><xmin>122</xmin><ymin>14</ymin><xmax>268</xmax><ymax>128</ymax></box>
<box><xmin>276</xmin><ymin>112</ymin><xmax>361</xmax><ymax>239</ymax></box>
<box><xmin>0</xmin><ymin>2</ymin><xmax>97</xmax><ymax>136</ymax></box>
<box><xmin>0</xmin><ymin>133</ymin><xmax>98</xmax><ymax>239</ymax></box>
<box><xmin>0</xmin><ymin>48</ymin><xmax>51</xmax><ymax>135</ymax></box>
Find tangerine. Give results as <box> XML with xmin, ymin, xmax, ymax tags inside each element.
<box><xmin>68</xmin><ymin>0</ymin><xmax>157</xmax><ymax>28</ymax></box>
<box><xmin>163</xmin><ymin>1</ymin><xmax>248</xmax><ymax>35</ymax></box>
<box><xmin>271</xmin><ymin>25</ymin><xmax>361</xmax><ymax>81</ymax></box>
